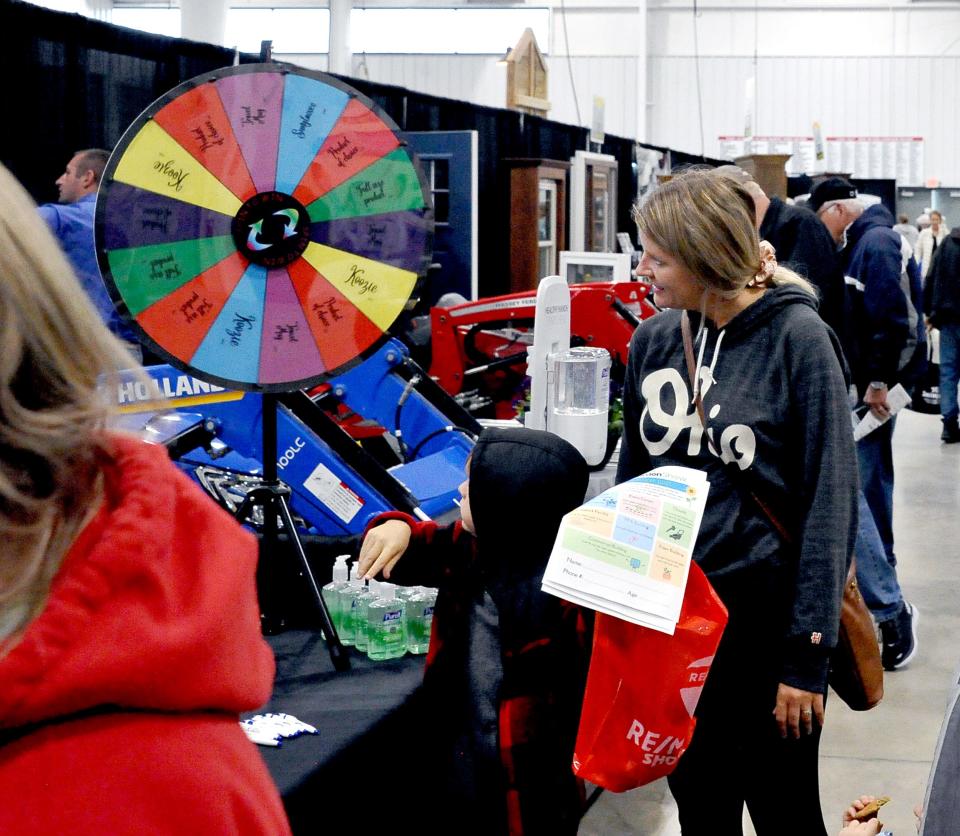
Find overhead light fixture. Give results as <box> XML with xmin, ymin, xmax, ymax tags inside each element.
<box><xmin>496</xmin><ymin>47</ymin><xmax>512</xmax><ymax>66</ymax></box>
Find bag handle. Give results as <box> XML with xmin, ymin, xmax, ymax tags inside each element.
<box><xmin>680</xmin><ymin>310</ymin><xmax>795</xmax><ymax>546</ymax></box>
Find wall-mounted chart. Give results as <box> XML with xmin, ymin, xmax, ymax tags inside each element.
<box><xmin>96</xmin><ymin>64</ymin><xmax>434</xmax><ymax>392</ymax></box>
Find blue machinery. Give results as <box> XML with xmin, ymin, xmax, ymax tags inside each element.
<box><xmin>113</xmin><ymin>338</ymin><xmax>479</xmax><ymax>537</ymax></box>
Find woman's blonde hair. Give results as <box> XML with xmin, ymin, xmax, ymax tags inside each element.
<box><xmin>632</xmin><ymin>169</ymin><xmax>815</xmax><ymax>298</ymax></box>
<box><xmin>0</xmin><ymin>162</ymin><xmax>139</xmax><ymax>633</ymax></box>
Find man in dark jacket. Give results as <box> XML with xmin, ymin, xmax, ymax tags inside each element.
<box><xmin>923</xmin><ymin>226</ymin><xmax>960</xmax><ymax>443</ymax></box>
<box><xmin>715</xmin><ymin>167</ymin><xmax>850</xmax><ymax>355</ymax></box>
<box><xmin>811</xmin><ymin>177</ymin><xmax>918</xmax><ymax>671</ymax></box>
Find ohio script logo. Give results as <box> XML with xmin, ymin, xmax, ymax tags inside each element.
<box><xmin>638</xmin><ymin>368</ymin><xmax>756</xmax><ymax>470</ymax></box>
<box><xmin>232</xmin><ymin>191</ymin><xmax>310</xmax><ymax>268</ymax></box>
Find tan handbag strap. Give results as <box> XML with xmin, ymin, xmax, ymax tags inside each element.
<box><xmin>680</xmin><ymin>310</ymin><xmax>795</xmax><ymax>546</ymax></box>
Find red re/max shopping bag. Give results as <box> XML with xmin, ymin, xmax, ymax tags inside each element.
<box><xmin>572</xmin><ymin>562</ymin><xmax>728</xmax><ymax>792</ymax></box>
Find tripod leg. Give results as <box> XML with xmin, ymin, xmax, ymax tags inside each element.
<box><xmin>275</xmin><ymin>493</ymin><xmax>351</xmax><ymax>672</ymax></box>
<box><xmin>236</xmin><ymin>491</ymin><xmax>287</xmax><ymax>635</ymax></box>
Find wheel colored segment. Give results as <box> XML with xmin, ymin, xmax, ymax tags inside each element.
<box><xmin>111</xmin><ymin>120</ymin><xmax>243</xmax><ymax>217</ymax></box>
<box><xmin>190</xmin><ymin>263</ymin><xmax>268</xmax><ymax>384</ymax></box>
<box><xmin>292</xmin><ymin>98</ymin><xmax>401</xmax><ymax>206</ymax></box>
<box><xmin>99</xmin><ymin>183</ymin><xmax>234</xmax><ymax>250</ymax></box>
<box><xmin>259</xmin><ymin>268</ymin><xmax>328</xmax><ymax>384</ymax></box>
<box><xmin>300</xmin><ymin>242</ymin><xmax>416</xmax><ymax>332</ymax></box>
<box><xmin>308</xmin><ymin>210</ymin><xmax>432</xmax><ymax>273</ymax></box>
<box><xmin>152</xmin><ymin>80</ymin><xmax>258</xmax><ymax>202</ymax></box>
<box><xmin>287</xmin><ymin>258</ymin><xmax>383</xmax><ymax>371</ymax></box>
<box><xmin>275</xmin><ymin>74</ymin><xmax>350</xmax><ymax>195</ymax></box>
<box><xmin>215</xmin><ymin>72</ymin><xmax>284</xmax><ymax>194</ymax></box>
<box><xmin>107</xmin><ymin>235</ymin><xmax>237</xmax><ymax>316</ymax></box>
<box><xmin>304</xmin><ymin>149</ymin><xmax>426</xmax><ymax>223</ymax></box>
<box><xmin>135</xmin><ymin>250</ymin><xmax>249</xmax><ymax>360</ymax></box>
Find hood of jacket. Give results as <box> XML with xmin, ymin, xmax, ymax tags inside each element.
<box><xmin>689</xmin><ymin>282</ymin><xmax>822</xmax><ymax>346</ymax></box>
<box><xmin>846</xmin><ymin>203</ymin><xmax>896</xmax><ymax>250</ymax></box>
<box><xmin>467</xmin><ymin>428</ymin><xmax>588</xmax><ymax>647</ymax></box>
<box><xmin>685</xmin><ymin>283</ymin><xmax>848</xmax><ymax>402</ymax></box>
<box><xmin>0</xmin><ymin>434</ymin><xmax>274</xmax><ymax>729</ymax></box>
<box><xmin>951</xmin><ymin>226</ymin><xmax>960</xmax><ymax>242</ymax></box>
<box><xmin>469</xmin><ymin>427</ymin><xmax>588</xmax><ymax>574</ymax></box>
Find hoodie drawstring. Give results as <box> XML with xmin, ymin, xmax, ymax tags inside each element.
<box><xmin>691</xmin><ymin>327</ymin><xmax>725</xmax><ymax>404</ymax></box>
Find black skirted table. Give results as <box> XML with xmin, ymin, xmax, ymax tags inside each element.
<box><xmin>253</xmin><ymin>631</ymin><xmax>428</xmax><ymax>832</ymax></box>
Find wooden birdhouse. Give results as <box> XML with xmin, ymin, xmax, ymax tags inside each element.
<box><xmin>505</xmin><ymin>28</ymin><xmax>550</xmax><ymax>117</ymax></box>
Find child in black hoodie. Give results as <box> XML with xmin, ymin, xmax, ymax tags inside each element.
<box><xmin>358</xmin><ymin>427</ymin><xmax>590</xmax><ymax>836</ymax></box>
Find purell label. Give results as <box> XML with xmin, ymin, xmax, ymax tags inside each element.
<box><xmin>423</xmin><ymin>606</ymin><xmax>434</xmax><ymax>618</ymax></box>
<box><xmin>382</xmin><ymin>610</ymin><xmax>402</xmax><ymax>623</ymax></box>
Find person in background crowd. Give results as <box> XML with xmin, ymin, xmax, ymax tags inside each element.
<box><xmin>923</xmin><ymin>224</ymin><xmax>960</xmax><ymax>443</ymax></box>
<box><xmin>916</xmin><ymin>210</ymin><xmax>949</xmax><ymax>282</ymax></box>
<box><xmin>713</xmin><ymin>165</ymin><xmax>850</xmax><ymax>352</ymax></box>
<box><xmin>811</xmin><ymin>177</ymin><xmax>919</xmax><ymax>672</ymax></box>
<box><xmin>720</xmin><ymin>168</ymin><xmax>917</xmax><ymax>674</ymax></box>
<box><xmin>38</xmin><ymin>149</ymin><xmax>140</xmax><ymax>357</ymax></box>
<box><xmin>0</xmin><ymin>161</ymin><xmax>290</xmax><ymax>835</ymax></box>
<box><xmin>619</xmin><ymin>171</ymin><xmax>858</xmax><ymax>835</ymax></box>
<box><xmin>893</xmin><ymin>213</ymin><xmax>920</xmax><ymax>252</ymax></box>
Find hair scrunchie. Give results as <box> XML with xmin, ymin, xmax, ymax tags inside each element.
<box><xmin>748</xmin><ymin>240</ymin><xmax>778</xmax><ymax>287</ymax></box>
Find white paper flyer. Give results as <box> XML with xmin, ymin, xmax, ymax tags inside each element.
<box><xmin>542</xmin><ymin>466</ymin><xmax>710</xmax><ymax>634</ymax></box>
<box><xmin>852</xmin><ymin>383</ymin><xmax>911</xmax><ymax>442</ymax></box>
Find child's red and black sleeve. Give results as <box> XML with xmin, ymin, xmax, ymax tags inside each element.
<box><xmin>362</xmin><ymin>512</ymin><xmax>466</xmax><ymax>589</ymax></box>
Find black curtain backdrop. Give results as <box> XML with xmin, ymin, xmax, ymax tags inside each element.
<box><xmin>3</xmin><ymin>0</ymin><xmax>723</xmax><ymax>299</ymax></box>
<box><xmin>1</xmin><ymin>0</ymin><xmax>257</xmax><ymax>205</ymax></box>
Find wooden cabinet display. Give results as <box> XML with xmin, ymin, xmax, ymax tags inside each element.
<box><xmin>507</xmin><ymin>158</ymin><xmax>569</xmax><ymax>293</ymax></box>
<box><xmin>570</xmin><ymin>151</ymin><xmax>618</xmax><ymax>253</ymax></box>
<box><xmin>735</xmin><ymin>153</ymin><xmax>791</xmax><ymax>200</ymax></box>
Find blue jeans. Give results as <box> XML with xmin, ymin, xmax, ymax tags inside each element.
<box><xmin>940</xmin><ymin>323</ymin><xmax>960</xmax><ymax>420</ymax></box>
<box><xmin>857</xmin><ymin>416</ymin><xmax>896</xmax><ymax>565</ymax></box>
<box><xmin>854</xmin><ymin>490</ymin><xmax>902</xmax><ymax>622</ymax></box>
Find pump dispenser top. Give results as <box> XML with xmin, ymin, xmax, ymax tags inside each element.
<box><xmin>331</xmin><ymin>554</ymin><xmax>349</xmax><ymax>583</ymax></box>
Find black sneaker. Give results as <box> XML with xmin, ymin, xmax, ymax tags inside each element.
<box><xmin>943</xmin><ymin>417</ymin><xmax>960</xmax><ymax>443</ymax></box>
<box><xmin>879</xmin><ymin>601</ymin><xmax>919</xmax><ymax>671</ymax></box>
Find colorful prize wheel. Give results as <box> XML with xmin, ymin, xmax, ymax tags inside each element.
<box><xmin>96</xmin><ymin>64</ymin><xmax>433</xmax><ymax>392</ymax></box>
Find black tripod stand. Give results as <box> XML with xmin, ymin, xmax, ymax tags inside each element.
<box><xmin>235</xmin><ymin>393</ymin><xmax>350</xmax><ymax>672</ymax></box>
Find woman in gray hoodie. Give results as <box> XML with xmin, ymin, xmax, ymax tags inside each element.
<box><xmin>617</xmin><ymin>170</ymin><xmax>858</xmax><ymax>835</ymax></box>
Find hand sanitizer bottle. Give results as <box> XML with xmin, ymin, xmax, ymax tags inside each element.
<box><xmin>354</xmin><ymin>580</ymin><xmax>379</xmax><ymax>653</ymax></box>
<box><xmin>321</xmin><ymin>555</ymin><xmax>350</xmax><ymax>632</ymax></box>
<box><xmin>367</xmin><ymin>584</ymin><xmax>406</xmax><ymax>661</ymax></box>
<box><xmin>406</xmin><ymin>586</ymin><xmax>437</xmax><ymax>654</ymax></box>
<box><xmin>337</xmin><ymin>566</ymin><xmax>365</xmax><ymax>647</ymax></box>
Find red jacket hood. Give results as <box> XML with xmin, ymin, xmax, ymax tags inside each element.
<box><xmin>0</xmin><ymin>434</ymin><xmax>275</xmax><ymax>728</ymax></box>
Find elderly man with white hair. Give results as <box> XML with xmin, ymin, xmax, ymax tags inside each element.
<box><xmin>810</xmin><ymin>176</ymin><xmax>919</xmax><ymax>673</ymax></box>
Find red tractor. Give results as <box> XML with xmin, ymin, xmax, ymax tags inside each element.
<box><xmin>428</xmin><ymin>280</ymin><xmax>657</xmax><ymax>421</ymax></box>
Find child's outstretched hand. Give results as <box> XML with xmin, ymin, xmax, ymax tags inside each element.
<box><xmin>358</xmin><ymin>520</ymin><xmax>412</xmax><ymax>579</ymax></box>
<box><xmin>839</xmin><ymin>796</ymin><xmax>884</xmax><ymax>836</ymax></box>
<box><xmin>839</xmin><ymin>822</ymin><xmax>881</xmax><ymax>836</ymax></box>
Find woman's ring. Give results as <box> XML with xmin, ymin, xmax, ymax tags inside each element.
<box><xmin>801</xmin><ymin>709</ymin><xmax>813</xmax><ymax>716</ymax></box>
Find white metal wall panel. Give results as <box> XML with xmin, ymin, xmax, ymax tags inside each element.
<box><xmin>327</xmin><ymin>53</ymin><xmax>639</xmax><ymax>138</ymax></box>
<box><xmin>276</xmin><ymin>50</ymin><xmax>960</xmax><ymax>186</ymax></box>
<box><xmin>547</xmin><ymin>55</ymin><xmax>637</xmax><ymax>138</ymax></box>
<box><xmin>650</xmin><ymin>55</ymin><xmax>960</xmax><ymax>185</ymax></box>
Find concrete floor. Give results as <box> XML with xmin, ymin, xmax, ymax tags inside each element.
<box><xmin>579</xmin><ymin>407</ymin><xmax>958</xmax><ymax>835</ymax></box>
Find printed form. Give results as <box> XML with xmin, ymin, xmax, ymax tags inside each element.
<box><xmin>542</xmin><ymin>466</ymin><xmax>709</xmax><ymax>635</ymax></box>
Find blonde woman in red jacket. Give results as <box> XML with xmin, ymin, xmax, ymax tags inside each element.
<box><xmin>0</xmin><ymin>162</ymin><xmax>290</xmax><ymax>835</ymax></box>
